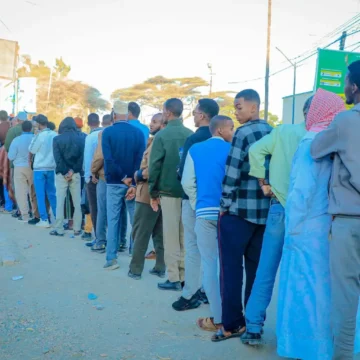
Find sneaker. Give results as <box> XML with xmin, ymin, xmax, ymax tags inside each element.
<box><xmin>12</xmin><ymin>211</ymin><xmax>20</xmax><ymax>218</ymax></box>
<box><xmin>28</xmin><ymin>217</ymin><xmax>40</xmax><ymax>225</ymax></box>
<box><xmin>240</xmin><ymin>332</ymin><xmax>263</xmax><ymax>346</ymax></box>
<box><xmin>86</xmin><ymin>240</ymin><xmax>96</xmax><ymax>247</ymax></box>
<box><xmin>91</xmin><ymin>244</ymin><xmax>106</xmax><ymax>253</ymax></box>
<box><xmin>172</xmin><ymin>295</ymin><xmax>201</xmax><ymax>311</ymax></box>
<box><xmin>103</xmin><ymin>259</ymin><xmax>120</xmax><ymax>270</ymax></box>
<box><xmin>81</xmin><ymin>232</ymin><xmax>92</xmax><ymax>240</ymax></box>
<box><xmin>149</xmin><ymin>268</ymin><xmax>166</xmax><ymax>278</ymax></box>
<box><xmin>158</xmin><ymin>280</ymin><xmax>182</xmax><ymax>291</ymax></box>
<box><xmin>145</xmin><ymin>250</ymin><xmax>156</xmax><ymax>260</ymax></box>
<box><xmin>74</xmin><ymin>230</ymin><xmax>82</xmax><ymax>237</ymax></box>
<box><xmin>128</xmin><ymin>271</ymin><xmax>141</xmax><ymax>280</ymax></box>
<box><xmin>36</xmin><ymin>220</ymin><xmax>51</xmax><ymax>228</ymax></box>
<box><xmin>118</xmin><ymin>244</ymin><xmax>128</xmax><ymax>252</ymax></box>
<box><xmin>196</xmin><ymin>289</ymin><xmax>209</xmax><ymax>304</ymax></box>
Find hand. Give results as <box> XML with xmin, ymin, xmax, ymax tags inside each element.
<box><xmin>123</xmin><ymin>178</ymin><xmax>132</xmax><ymax>187</ymax></box>
<box><xmin>91</xmin><ymin>176</ymin><xmax>99</xmax><ymax>184</ymax></box>
<box><xmin>125</xmin><ymin>187</ymin><xmax>136</xmax><ymax>201</ymax></box>
<box><xmin>261</xmin><ymin>184</ymin><xmax>274</xmax><ymax>197</ymax></box>
<box><xmin>150</xmin><ymin>198</ymin><xmax>160</xmax><ymax>212</ymax></box>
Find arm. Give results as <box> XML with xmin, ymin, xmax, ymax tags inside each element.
<box><xmin>220</xmin><ymin>129</ymin><xmax>247</xmax><ymax>213</ymax></box>
<box><xmin>148</xmin><ymin>135</ymin><xmax>165</xmax><ymax>199</ymax></box>
<box><xmin>4</xmin><ymin>128</ymin><xmax>14</xmax><ymax>152</ymax></box>
<box><xmin>7</xmin><ymin>140</ymin><xmax>17</xmax><ymax>161</ymax></box>
<box><xmin>29</xmin><ymin>132</ymin><xmax>43</xmax><ymax>154</ymax></box>
<box><xmin>311</xmin><ymin>119</ymin><xmax>339</xmax><ymax>160</ymax></box>
<box><xmin>83</xmin><ymin>136</ymin><xmax>92</xmax><ymax>182</ymax></box>
<box><xmin>91</xmin><ymin>133</ymin><xmax>104</xmax><ymax>176</ymax></box>
<box><xmin>181</xmin><ymin>151</ymin><xmax>197</xmax><ymax>210</ymax></box>
<box><xmin>132</xmin><ymin>133</ymin><xmax>146</xmax><ymax>186</ymax></box>
<box><xmin>249</xmin><ymin>129</ymin><xmax>276</xmax><ymax>179</ymax></box>
<box><xmin>178</xmin><ymin>135</ymin><xmax>193</xmax><ymax>179</ymax></box>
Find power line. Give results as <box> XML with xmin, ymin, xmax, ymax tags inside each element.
<box><xmin>0</xmin><ymin>18</ymin><xmax>11</xmax><ymax>33</ymax></box>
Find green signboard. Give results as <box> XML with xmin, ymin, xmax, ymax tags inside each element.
<box><xmin>315</xmin><ymin>49</ymin><xmax>360</xmax><ymax>94</ymax></box>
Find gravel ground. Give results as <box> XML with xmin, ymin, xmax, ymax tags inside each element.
<box><xmin>0</xmin><ymin>214</ymin><xmax>287</xmax><ymax>360</ymax></box>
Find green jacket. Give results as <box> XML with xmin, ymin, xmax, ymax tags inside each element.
<box><xmin>149</xmin><ymin>119</ymin><xmax>193</xmax><ymax>198</ymax></box>
<box><xmin>4</xmin><ymin>124</ymin><xmax>22</xmax><ymax>152</ymax></box>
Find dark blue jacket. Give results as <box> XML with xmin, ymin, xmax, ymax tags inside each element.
<box><xmin>102</xmin><ymin>121</ymin><xmax>145</xmax><ymax>185</ymax></box>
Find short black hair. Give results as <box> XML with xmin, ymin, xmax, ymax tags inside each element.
<box><xmin>22</xmin><ymin>120</ymin><xmax>32</xmax><ymax>132</ymax></box>
<box><xmin>128</xmin><ymin>102</ymin><xmax>141</xmax><ymax>118</ymax></box>
<box><xmin>88</xmin><ymin>113</ymin><xmax>100</xmax><ymax>127</ymax></box>
<box><xmin>209</xmin><ymin>115</ymin><xmax>232</xmax><ymax>134</ymax></box>
<box><xmin>35</xmin><ymin>114</ymin><xmax>48</xmax><ymax>126</ymax></box>
<box><xmin>164</xmin><ymin>98</ymin><xmax>183</xmax><ymax>117</ymax></box>
<box><xmin>235</xmin><ymin>89</ymin><xmax>261</xmax><ymax>107</ymax></box>
<box><xmin>47</xmin><ymin>121</ymin><xmax>56</xmax><ymax>131</ymax></box>
<box><xmin>303</xmin><ymin>95</ymin><xmax>314</xmax><ymax>116</ymax></box>
<box><xmin>348</xmin><ymin>60</ymin><xmax>360</xmax><ymax>88</ymax></box>
<box><xmin>102</xmin><ymin>114</ymin><xmax>112</xmax><ymax>125</ymax></box>
<box><xmin>198</xmin><ymin>99</ymin><xmax>220</xmax><ymax>120</ymax></box>
<box><xmin>0</xmin><ymin>110</ymin><xmax>8</xmax><ymax>121</ymax></box>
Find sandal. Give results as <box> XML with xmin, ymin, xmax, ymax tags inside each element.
<box><xmin>50</xmin><ymin>230</ymin><xmax>64</xmax><ymax>237</ymax></box>
<box><xmin>197</xmin><ymin>317</ymin><xmax>220</xmax><ymax>332</ymax></box>
<box><xmin>211</xmin><ymin>326</ymin><xmax>246</xmax><ymax>342</ymax></box>
<box><xmin>145</xmin><ymin>250</ymin><xmax>156</xmax><ymax>260</ymax></box>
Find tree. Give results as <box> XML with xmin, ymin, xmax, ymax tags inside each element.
<box><xmin>111</xmin><ymin>76</ymin><xmax>209</xmax><ymax>110</ymax></box>
<box><xmin>17</xmin><ymin>56</ymin><xmax>110</xmax><ymax>127</ymax></box>
<box><xmin>259</xmin><ymin>110</ymin><xmax>282</xmax><ymax>127</ymax></box>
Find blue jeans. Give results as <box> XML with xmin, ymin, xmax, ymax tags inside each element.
<box><xmin>245</xmin><ymin>201</ymin><xmax>285</xmax><ymax>334</ymax></box>
<box><xmin>33</xmin><ymin>170</ymin><xmax>57</xmax><ymax>221</ymax></box>
<box><xmin>4</xmin><ymin>186</ymin><xmax>13</xmax><ymax>211</ymax></box>
<box><xmin>106</xmin><ymin>185</ymin><xmax>135</xmax><ymax>262</ymax></box>
<box><xmin>95</xmin><ymin>180</ymin><xmax>128</xmax><ymax>247</ymax></box>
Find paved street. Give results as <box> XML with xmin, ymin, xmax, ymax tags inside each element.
<box><xmin>1</xmin><ymin>213</ymin><xmax>281</xmax><ymax>360</ymax></box>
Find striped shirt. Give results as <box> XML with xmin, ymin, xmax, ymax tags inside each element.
<box><xmin>220</xmin><ymin>120</ymin><xmax>273</xmax><ymax>225</ymax></box>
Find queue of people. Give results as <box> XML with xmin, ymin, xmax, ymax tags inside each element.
<box><xmin>1</xmin><ymin>60</ymin><xmax>360</xmax><ymax>360</ymax></box>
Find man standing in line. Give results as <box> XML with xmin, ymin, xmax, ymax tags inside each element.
<box><xmin>51</xmin><ymin>117</ymin><xmax>85</xmax><ymax>237</ymax></box>
<box><xmin>149</xmin><ymin>98</ymin><xmax>193</xmax><ymax>291</ymax></box>
<box><xmin>173</xmin><ymin>98</ymin><xmax>219</xmax><ymax>310</ymax></box>
<box><xmin>8</xmin><ymin>120</ymin><xmax>37</xmax><ymax>222</ymax></box>
<box><xmin>311</xmin><ymin>60</ymin><xmax>360</xmax><ymax>360</ymax></box>
<box><xmin>181</xmin><ymin>115</ymin><xmax>234</xmax><ymax>332</ymax></box>
<box><xmin>83</xmin><ymin>113</ymin><xmax>103</xmax><ymax>240</ymax></box>
<box><xmin>128</xmin><ymin>102</ymin><xmax>149</xmax><ymax>147</ymax></box>
<box><xmin>128</xmin><ymin>113</ymin><xmax>166</xmax><ymax>280</ymax></box>
<box><xmin>29</xmin><ymin>114</ymin><xmax>57</xmax><ymax>228</ymax></box>
<box><xmin>102</xmin><ymin>101</ymin><xmax>145</xmax><ymax>270</ymax></box>
<box><xmin>212</xmin><ymin>90</ymin><xmax>272</xmax><ymax>342</ymax></box>
<box><xmin>240</xmin><ymin>97</ymin><xmax>311</xmax><ymax>345</ymax></box>
<box><xmin>0</xmin><ymin>110</ymin><xmax>10</xmax><ymax>147</ymax></box>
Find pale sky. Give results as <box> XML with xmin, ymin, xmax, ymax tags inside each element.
<box><xmin>1</xmin><ymin>0</ymin><xmax>360</xmax><ymax>117</ymax></box>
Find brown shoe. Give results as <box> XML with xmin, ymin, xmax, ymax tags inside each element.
<box><xmin>145</xmin><ymin>250</ymin><xmax>156</xmax><ymax>260</ymax></box>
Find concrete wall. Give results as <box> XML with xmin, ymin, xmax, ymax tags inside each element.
<box><xmin>282</xmin><ymin>91</ymin><xmax>313</xmax><ymax>125</ymax></box>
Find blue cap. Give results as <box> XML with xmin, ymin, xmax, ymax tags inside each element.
<box><xmin>17</xmin><ymin>111</ymin><xmax>28</xmax><ymax>121</ymax></box>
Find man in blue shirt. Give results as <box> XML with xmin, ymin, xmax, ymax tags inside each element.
<box><xmin>102</xmin><ymin>100</ymin><xmax>145</xmax><ymax>270</ymax></box>
<box><xmin>128</xmin><ymin>102</ymin><xmax>149</xmax><ymax>148</ymax></box>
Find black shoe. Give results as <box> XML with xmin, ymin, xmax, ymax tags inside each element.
<box><xmin>196</xmin><ymin>289</ymin><xmax>209</xmax><ymax>304</ymax></box>
<box><xmin>28</xmin><ymin>217</ymin><xmax>40</xmax><ymax>225</ymax></box>
<box><xmin>128</xmin><ymin>271</ymin><xmax>141</xmax><ymax>280</ymax></box>
<box><xmin>149</xmin><ymin>268</ymin><xmax>165</xmax><ymax>278</ymax></box>
<box><xmin>158</xmin><ymin>280</ymin><xmax>182</xmax><ymax>291</ymax></box>
<box><xmin>12</xmin><ymin>211</ymin><xmax>20</xmax><ymax>218</ymax></box>
<box><xmin>91</xmin><ymin>244</ymin><xmax>106</xmax><ymax>254</ymax></box>
<box><xmin>86</xmin><ymin>240</ymin><xmax>96</xmax><ymax>247</ymax></box>
<box><xmin>172</xmin><ymin>295</ymin><xmax>201</xmax><ymax>311</ymax></box>
<box><xmin>81</xmin><ymin>232</ymin><xmax>92</xmax><ymax>240</ymax></box>
<box><xmin>118</xmin><ymin>244</ymin><xmax>128</xmax><ymax>252</ymax></box>
<box><xmin>241</xmin><ymin>332</ymin><xmax>263</xmax><ymax>346</ymax></box>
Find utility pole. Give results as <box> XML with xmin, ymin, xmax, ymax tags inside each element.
<box><xmin>276</xmin><ymin>47</ymin><xmax>297</xmax><ymax>124</ymax></box>
<box><xmin>339</xmin><ymin>31</ymin><xmax>347</xmax><ymax>50</ymax></box>
<box><xmin>207</xmin><ymin>63</ymin><xmax>214</xmax><ymax>95</ymax></box>
<box><xmin>264</xmin><ymin>0</ymin><xmax>272</xmax><ymax>122</ymax></box>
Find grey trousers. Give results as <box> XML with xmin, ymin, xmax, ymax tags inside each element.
<box><xmin>182</xmin><ymin>200</ymin><xmax>202</xmax><ymax>299</ymax></box>
<box><xmin>331</xmin><ymin>216</ymin><xmax>360</xmax><ymax>360</ymax></box>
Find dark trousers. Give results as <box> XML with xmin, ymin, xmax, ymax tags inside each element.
<box><xmin>86</xmin><ymin>181</ymin><xmax>97</xmax><ymax>233</ymax></box>
<box><xmin>218</xmin><ymin>214</ymin><xmax>265</xmax><ymax>331</ymax></box>
<box><xmin>130</xmin><ymin>201</ymin><xmax>165</xmax><ymax>275</ymax></box>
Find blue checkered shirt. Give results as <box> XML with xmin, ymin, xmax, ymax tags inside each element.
<box><xmin>220</xmin><ymin>120</ymin><xmax>273</xmax><ymax>225</ymax></box>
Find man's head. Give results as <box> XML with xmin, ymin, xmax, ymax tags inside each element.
<box><xmin>163</xmin><ymin>98</ymin><xmax>183</xmax><ymax>123</ymax></box>
<box><xmin>209</xmin><ymin>115</ymin><xmax>234</xmax><ymax>142</ymax></box>
<box><xmin>16</xmin><ymin>111</ymin><xmax>28</xmax><ymax>124</ymax></box>
<box><xmin>113</xmin><ymin>100</ymin><xmax>128</xmax><ymax>121</ymax></box>
<box><xmin>193</xmin><ymin>99</ymin><xmax>220</xmax><ymax>128</ymax></box>
<box><xmin>234</xmin><ymin>89</ymin><xmax>260</xmax><ymax>124</ymax></box>
<box><xmin>0</xmin><ymin>110</ymin><xmax>8</xmax><ymax>122</ymax></box>
<box><xmin>22</xmin><ymin>120</ymin><xmax>32</xmax><ymax>133</ymax></box>
<box><xmin>47</xmin><ymin>122</ymin><xmax>56</xmax><ymax>131</ymax></box>
<box><xmin>74</xmin><ymin>117</ymin><xmax>84</xmax><ymax>129</ymax></box>
<box><xmin>128</xmin><ymin>102</ymin><xmax>141</xmax><ymax>120</ymax></box>
<box><xmin>35</xmin><ymin>114</ymin><xmax>49</xmax><ymax>130</ymax></box>
<box><xmin>87</xmin><ymin>113</ymin><xmax>100</xmax><ymax>129</ymax></box>
<box><xmin>303</xmin><ymin>95</ymin><xmax>314</xmax><ymax>121</ymax></box>
<box><xmin>345</xmin><ymin>60</ymin><xmax>360</xmax><ymax>105</ymax></box>
<box><xmin>102</xmin><ymin>114</ymin><xmax>112</xmax><ymax>128</ymax></box>
<box><xmin>149</xmin><ymin>113</ymin><xmax>165</xmax><ymax>135</ymax></box>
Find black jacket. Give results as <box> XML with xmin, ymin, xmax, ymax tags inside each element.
<box><xmin>178</xmin><ymin>126</ymin><xmax>212</xmax><ymax>200</ymax></box>
<box><xmin>53</xmin><ymin>118</ymin><xmax>86</xmax><ymax>175</ymax></box>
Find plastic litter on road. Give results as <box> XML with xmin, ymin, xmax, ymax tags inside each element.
<box><xmin>87</xmin><ymin>293</ymin><xmax>98</xmax><ymax>300</ymax></box>
<box><xmin>12</xmin><ymin>276</ymin><xmax>24</xmax><ymax>281</ymax></box>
